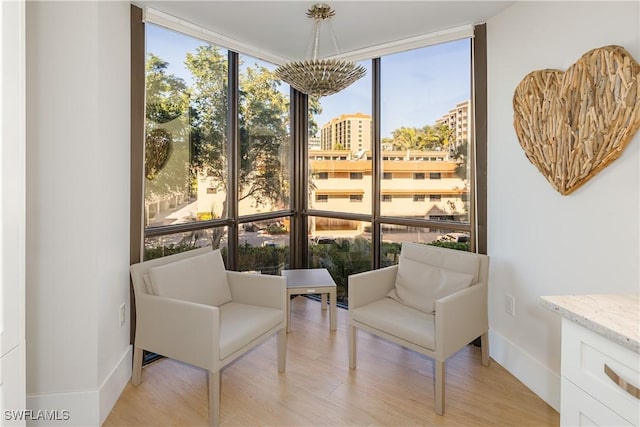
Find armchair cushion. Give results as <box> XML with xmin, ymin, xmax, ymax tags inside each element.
<box><xmin>352</xmin><ymin>298</ymin><xmax>436</xmax><ymax>350</ymax></box>
<box><xmin>219</xmin><ymin>302</ymin><xmax>284</xmax><ymax>359</ymax></box>
<box><xmin>148</xmin><ymin>249</ymin><xmax>232</xmax><ymax>307</ymax></box>
<box><xmin>401</xmin><ymin>242</ymin><xmax>480</xmax><ymax>283</ymax></box>
<box><xmin>387</xmin><ymin>256</ymin><xmax>474</xmax><ymax>314</ymax></box>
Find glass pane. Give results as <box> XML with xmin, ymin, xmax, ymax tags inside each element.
<box><xmin>238</xmin><ymin>218</ymin><xmax>290</xmax><ymax>274</ymax></box>
<box><xmin>380</xmin><ymin>40</ymin><xmax>471</xmax><ymax>223</ymax></box>
<box><xmin>380</xmin><ymin>224</ymin><xmax>470</xmax><ymax>267</ymax></box>
<box><xmin>308</xmin><ymin>217</ymin><xmax>372</xmax><ymax>304</ymax></box>
<box><xmin>238</xmin><ymin>55</ymin><xmax>291</xmax><ymax>216</ymax></box>
<box><xmin>309</xmin><ymin>61</ymin><xmax>372</xmax><ymax>215</ymax></box>
<box><xmin>143</xmin><ymin>227</ymin><xmax>229</xmax><ymax>262</ymax></box>
<box><xmin>144</xmin><ymin>24</ymin><xmax>228</xmax><ymax>228</ymax></box>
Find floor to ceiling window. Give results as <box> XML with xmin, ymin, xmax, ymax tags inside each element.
<box><xmin>141</xmin><ymin>24</ymin><xmax>292</xmax><ymax>271</ymax></box>
<box><xmin>307</xmin><ymin>61</ymin><xmax>373</xmax><ymax>302</ymax></box>
<box><xmin>236</xmin><ymin>54</ymin><xmax>292</xmax><ymax>273</ymax></box>
<box><xmin>378</xmin><ymin>39</ymin><xmax>473</xmax><ymax>265</ymax></box>
<box><xmin>305</xmin><ymin>41</ymin><xmax>474</xmax><ymax>303</ymax></box>
<box><xmin>143</xmin><ymin>24</ymin><xmax>231</xmax><ymax>261</ymax></box>
<box><xmin>133</xmin><ymin>12</ymin><xmax>483</xmax><ymax>306</ymax></box>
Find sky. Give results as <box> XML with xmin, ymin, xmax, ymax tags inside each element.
<box><xmin>146</xmin><ymin>24</ymin><xmax>470</xmax><ymax>138</ymax></box>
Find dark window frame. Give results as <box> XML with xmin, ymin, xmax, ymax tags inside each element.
<box><xmin>132</xmin><ymin>10</ymin><xmax>487</xmax><ymax>285</ymax></box>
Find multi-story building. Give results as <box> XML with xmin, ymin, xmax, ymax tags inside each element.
<box><xmin>435</xmin><ymin>99</ymin><xmax>470</xmax><ymax>147</ymax></box>
<box><xmin>309</xmin><ymin>149</ymin><xmax>468</xmax><ymax>234</ymax></box>
<box><xmin>190</xmin><ymin>109</ymin><xmax>468</xmax><ymax>234</ymax></box>
<box><xmin>308</xmin><ymin>136</ymin><xmax>321</xmax><ymax>151</ymax></box>
<box><xmin>320</xmin><ymin>113</ymin><xmax>372</xmax><ymax>152</ymax></box>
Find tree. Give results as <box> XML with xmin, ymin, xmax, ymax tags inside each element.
<box><xmin>389</xmin><ymin>126</ymin><xmax>423</xmax><ymax>151</ymax></box>
<box><xmin>385</xmin><ymin>124</ymin><xmax>452</xmax><ymax>152</ymax></box>
<box><xmin>308</xmin><ymin>96</ymin><xmax>323</xmax><ymax>137</ymax></box>
<box><xmin>450</xmin><ymin>140</ymin><xmax>468</xmax><ymax>179</ymax></box>
<box><xmin>184</xmin><ymin>45</ymin><xmax>229</xmax><ymax>180</ymax></box>
<box><xmin>238</xmin><ymin>64</ymin><xmax>290</xmax><ymax>209</ymax></box>
<box><xmin>185</xmin><ymin>49</ymin><xmax>295</xmax><ymax>247</ymax></box>
<box><xmin>146</xmin><ymin>48</ymin><xmax>324</xmax><ymax>248</ymax></box>
<box><xmin>144</xmin><ymin>54</ymin><xmax>192</xmax><ymax>217</ymax></box>
<box><xmin>421</xmin><ymin>123</ymin><xmax>452</xmax><ymax>150</ymax></box>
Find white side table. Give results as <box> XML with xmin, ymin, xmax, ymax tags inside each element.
<box><xmin>281</xmin><ymin>268</ymin><xmax>337</xmax><ymax>333</ymax></box>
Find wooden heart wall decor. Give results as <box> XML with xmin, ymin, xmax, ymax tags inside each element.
<box><xmin>513</xmin><ymin>45</ymin><xmax>640</xmax><ymax>195</ymax></box>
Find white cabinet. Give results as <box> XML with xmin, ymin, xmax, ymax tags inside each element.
<box><xmin>560</xmin><ymin>319</ymin><xmax>639</xmax><ymax>426</ymax></box>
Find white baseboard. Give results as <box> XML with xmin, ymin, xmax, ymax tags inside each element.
<box><xmin>26</xmin><ymin>390</ymin><xmax>99</xmax><ymax>427</ymax></box>
<box><xmin>26</xmin><ymin>345</ymin><xmax>132</xmax><ymax>427</ymax></box>
<box><xmin>489</xmin><ymin>329</ymin><xmax>561</xmax><ymax>412</ymax></box>
<box><xmin>99</xmin><ymin>345</ymin><xmax>132</xmax><ymax>425</ymax></box>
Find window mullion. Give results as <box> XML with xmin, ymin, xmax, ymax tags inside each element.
<box><xmin>227</xmin><ymin>51</ymin><xmax>239</xmax><ymax>268</ymax></box>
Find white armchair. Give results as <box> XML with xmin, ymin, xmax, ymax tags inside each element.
<box><xmin>129</xmin><ymin>247</ymin><xmax>287</xmax><ymax>427</ymax></box>
<box><xmin>348</xmin><ymin>242</ymin><xmax>489</xmax><ymax>415</ymax></box>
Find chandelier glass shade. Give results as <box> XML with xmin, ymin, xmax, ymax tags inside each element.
<box><xmin>275</xmin><ymin>3</ymin><xmax>366</xmax><ymax>97</ymax></box>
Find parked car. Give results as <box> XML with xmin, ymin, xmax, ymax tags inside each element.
<box><xmin>311</xmin><ymin>236</ymin><xmax>337</xmax><ymax>245</ymax></box>
<box><xmin>434</xmin><ymin>232</ymin><xmax>469</xmax><ymax>243</ymax></box>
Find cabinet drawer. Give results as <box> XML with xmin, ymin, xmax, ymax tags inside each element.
<box><xmin>561</xmin><ymin>378</ymin><xmax>633</xmax><ymax>426</ymax></box>
<box><xmin>562</xmin><ymin>319</ymin><xmax>639</xmax><ymax>425</ymax></box>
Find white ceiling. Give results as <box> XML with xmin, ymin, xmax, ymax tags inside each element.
<box><xmin>136</xmin><ymin>1</ymin><xmax>513</xmax><ymax>63</ymax></box>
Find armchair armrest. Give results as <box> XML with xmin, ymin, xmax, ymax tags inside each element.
<box><xmin>226</xmin><ymin>271</ymin><xmax>286</xmax><ymax>310</ymax></box>
<box><xmin>435</xmin><ymin>282</ymin><xmax>488</xmax><ymax>360</ymax></box>
<box><xmin>349</xmin><ymin>265</ymin><xmax>398</xmax><ymax>310</ymax></box>
<box><xmin>135</xmin><ymin>293</ymin><xmax>219</xmax><ymax>370</ymax></box>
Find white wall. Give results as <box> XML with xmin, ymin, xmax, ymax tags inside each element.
<box><xmin>1</xmin><ymin>0</ymin><xmax>27</xmax><ymax>423</ymax></box>
<box><xmin>26</xmin><ymin>2</ymin><xmax>131</xmax><ymax>425</ymax></box>
<box><xmin>486</xmin><ymin>1</ymin><xmax>639</xmax><ymax>411</ymax></box>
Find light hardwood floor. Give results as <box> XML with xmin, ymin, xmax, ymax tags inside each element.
<box><xmin>105</xmin><ymin>297</ymin><xmax>559</xmax><ymax>426</ymax></box>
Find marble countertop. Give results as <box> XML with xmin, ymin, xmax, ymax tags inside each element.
<box><xmin>541</xmin><ymin>294</ymin><xmax>639</xmax><ymax>353</ymax></box>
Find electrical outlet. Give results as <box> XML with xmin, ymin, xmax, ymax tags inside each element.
<box><xmin>119</xmin><ymin>303</ymin><xmax>126</xmax><ymax>327</ymax></box>
<box><xmin>505</xmin><ymin>294</ymin><xmax>515</xmax><ymax>317</ymax></box>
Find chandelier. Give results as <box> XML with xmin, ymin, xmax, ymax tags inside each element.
<box><xmin>275</xmin><ymin>3</ymin><xmax>366</xmax><ymax>97</ymax></box>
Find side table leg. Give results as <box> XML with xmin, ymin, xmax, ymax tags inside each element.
<box><xmin>329</xmin><ymin>288</ymin><xmax>337</xmax><ymax>331</ymax></box>
<box><xmin>321</xmin><ymin>293</ymin><xmax>328</xmax><ymax>310</ymax></box>
<box><xmin>287</xmin><ymin>290</ymin><xmax>292</xmax><ymax>333</ymax></box>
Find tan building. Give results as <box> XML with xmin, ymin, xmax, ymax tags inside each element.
<box><xmin>320</xmin><ymin>113</ymin><xmax>372</xmax><ymax>152</ymax></box>
<box><xmin>436</xmin><ymin>100</ymin><xmax>470</xmax><ymax>147</ymax></box>
<box><xmin>309</xmin><ymin>149</ymin><xmax>468</xmax><ymax>234</ymax></box>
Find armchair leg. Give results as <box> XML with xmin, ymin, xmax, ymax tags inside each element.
<box><xmin>435</xmin><ymin>360</ymin><xmax>445</xmax><ymax>416</ymax></box>
<box><xmin>348</xmin><ymin>325</ymin><xmax>357</xmax><ymax>369</ymax></box>
<box><xmin>481</xmin><ymin>332</ymin><xmax>490</xmax><ymax>367</ymax></box>
<box><xmin>132</xmin><ymin>346</ymin><xmax>143</xmax><ymax>386</ymax></box>
<box><xmin>277</xmin><ymin>328</ymin><xmax>287</xmax><ymax>373</ymax></box>
<box><xmin>208</xmin><ymin>370</ymin><xmax>221</xmax><ymax>427</ymax></box>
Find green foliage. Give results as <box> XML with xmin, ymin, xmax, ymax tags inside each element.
<box><xmin>428</xmin><ymin>240</ymin><xmax>470</xmax><ymax>251</ymax></box>
<box><xmin>309</xmin><ymin>237</ymin><xmax>372</xmax><ymax>302</ymax></box>
<box><xmin>450</xmin><ymin>140</ymin><xmax>469</xmax><ymax>180</ymax></box>
<box><xmin>381</xmin><ymin>241</ymin><xmax>402</xmax><ymax>267</ymax></box>
<box><xmin>144</xmin><ymin>237</ymin><xmax>471</xmax><ymax>305</ymax></box>
<box><xmin>266</xmin><ymin>223</ymin><xmax>288</xmax><ymax>235</ymax></box>
<box><xmin>381</xmin><ymin>123</ymin><xmax>453</xmax><ymax>151</ymax></box>
<box><xmin>236</xmin><ymin>242</ymin><xmax>288</xmax><ymax>275</ymax></box>
<box><xmin>144</xmin><ymin>241</ymin><xmax>200</xmax><ymax>261</ymax></box>
<box><xmin>144</xmin><ymin>54</ymin><xmax>192</xmax><ymax>201</ymax></box>
<box><xmin>238</xmin><ymin>64</ymin><xmax>290</xmax><ymax>208</ymax></box>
